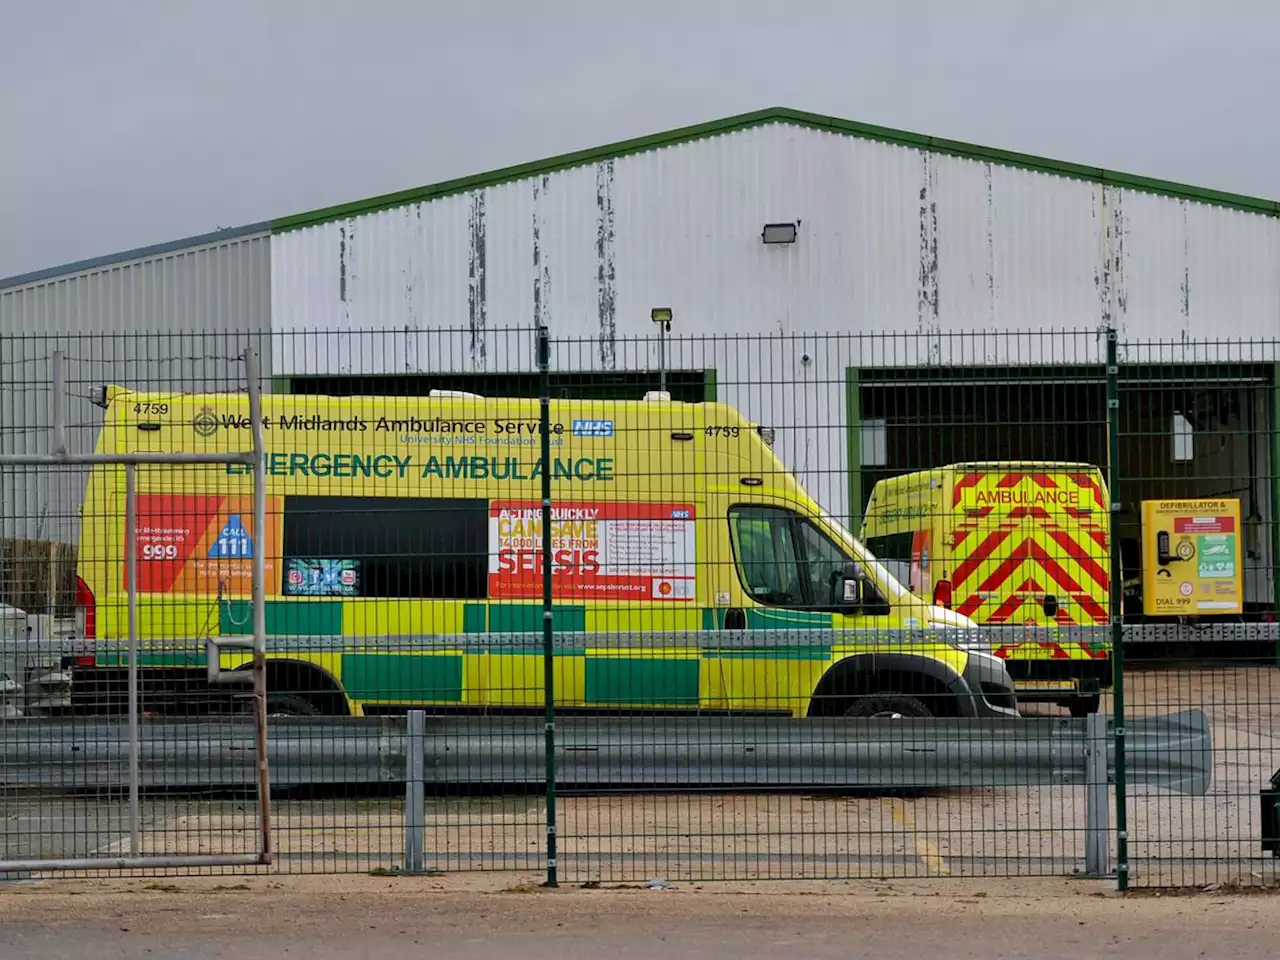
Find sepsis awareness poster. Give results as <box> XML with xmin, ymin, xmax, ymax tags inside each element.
<box><xmin>127</xmin><ymin>494</ymin><xmax>282</xmax><ymax>595</ymax></box>
<box><xmin>489</xmin><ymin>501</ymin><xmax>696</xmax><ymax>601</ymax></box>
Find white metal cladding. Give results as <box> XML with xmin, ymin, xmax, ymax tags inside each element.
<box><xmin>0</xmin><ymin>231</ymin><xmax>272</xmax><ymax>542</ymax></box>
<box><xmin>268</xmin><ymin>120</ymin><xmax>1280</xmax><ymax>526</ymax></box>
<box><xmin>269</xmin><ymin>121</ymin><xmax>1280</xmax><ymax>365</ymax></box>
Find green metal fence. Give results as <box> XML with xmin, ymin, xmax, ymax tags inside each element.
<box><xmin>1</xmin><ymin>327</ymin><xmax>1276</xmax><ymax>890</ymax></box>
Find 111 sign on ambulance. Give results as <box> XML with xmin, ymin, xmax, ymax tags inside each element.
<box><xmin>489</xmin><ymin>501</ymin><xmax>696</xmax><ymax>601</ymax></box>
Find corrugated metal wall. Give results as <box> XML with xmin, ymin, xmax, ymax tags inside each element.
<box><xmin>6</xmin><ymin>120</ymin><xmax>1279</xmax><ymax>543</ymax></box>
<box><xmin>268</xmin><ymin>121</ymin><xmax>1280</xmax><ymax>521</ymax></box>
<box><xmin>269</xmin><ymin>122</ymin><xmax>1280</xmax><ymax>352</ymax></box>
<box><xmin>0</xmin><ymin>231</ymin><xmax>272</xmax><ymax>544</ymax></box>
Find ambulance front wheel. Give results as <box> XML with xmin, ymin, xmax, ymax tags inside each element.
<box><xmin>841</xmin><ymin>693</ymin><xmax>934</xmax><ymax>720</ymax></box>
<box><xmin>1066</xmin><ymin>695</ymin><xmax>1102</xmax><ymax>718</ymax></box>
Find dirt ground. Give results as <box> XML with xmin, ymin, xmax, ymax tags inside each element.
<box><xmin>2</xmin><ymin>874</ymin><xmax>1280</xmax><ymax>959</ymax></box>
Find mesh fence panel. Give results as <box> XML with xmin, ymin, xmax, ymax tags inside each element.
<box><xmin>0</xmin><ymin>327</ymin><xmax>1275</xmax><ymax>888</ymax></box>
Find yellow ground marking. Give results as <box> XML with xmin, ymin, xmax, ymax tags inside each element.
<box><xmin>883</xmin><ymin>798</ymin><xmax>950</xmax><ymax>876</ymax></box>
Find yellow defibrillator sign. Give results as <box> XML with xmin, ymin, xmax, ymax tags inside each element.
<box><xmin>1141</xmin><ymin>498</ymin><xmax>1243</xmax><ymax>616</ymax></box>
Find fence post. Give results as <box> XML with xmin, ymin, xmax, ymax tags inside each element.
<box><xmin>1082</xmin><ymin>711</ymin><xmax>1111</xmax><ymax>877</ymax></box>
<box><xmin>124</xmin><ymin>463</ymin><xmax>140</xmax><ymax>857</ymax></box>
<box><xmin>245</xmin><ymin>347</ymin><xmax>273</xmax><ymax>866</ymax></box>
<box><xmin>536</xmin><ymin>324</ymin><xmax>558</xmax><ymax>888</ymax></box>
<box><xmin>403</xmin><ymin>710</ymin><xmax>425</xmax><ymax>874</ymax></box>
<box><xmin>1105</xmin><ymin>328</ymin><xmax>1130</xmax><ymax>890</ymax></box>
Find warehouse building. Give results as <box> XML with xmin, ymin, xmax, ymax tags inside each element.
<box><xmin>3</xmin><ymin>107</ymin><xmax>1280</xmax><ymax>610</ymax></box>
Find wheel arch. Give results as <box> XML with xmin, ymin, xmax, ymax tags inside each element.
<box><xmin>806</xmin><ymin>652</ymin><xmax>975</xmax><ymax>718</ymax></box>
<box><xmin>235</xmin><ymin>657</ymin><xmax>352</xmax><ymax>716</ymax></box>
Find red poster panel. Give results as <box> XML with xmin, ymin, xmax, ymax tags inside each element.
<box><xmin>129</xmin><ymin>494</ymin><xmax>282</xmax><ymax>595</ymax></box>
<box><xmin>489</xmin><ymin>501</ymin><xmax>696</xmax><ymax>602</ymax></box>
<box><xmin>1173</xmin><ymin>516</ymin><xmax>1235</xmax><ymax>534</ymax></box>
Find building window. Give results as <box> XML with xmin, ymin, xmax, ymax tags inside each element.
<box><xmin>860</xmin><ymin>418</ymin><xmax>887</xmax><ymax>466</ymax></box>
<box><xmin>282</xmin><ymin>496</ymin><xmax>487</xmax><ymax>599</ymax></box>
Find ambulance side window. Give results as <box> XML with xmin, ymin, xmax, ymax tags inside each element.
<box><xmin>864</xmin><ymin>532</ymin><xmax>915</xmax><ymax>590</ymax></box>
<box><xmin>283</xmin><ymin>496</ymin><xmax>487</xmax><ymax>599</ymax></box>
<box><xmin>728</xmin><ymin>506</ymin><xmax>803</xmax><ymax>606</ymax></box>
<box><xmin>730</xmin><ymin>505</ymin><xmax>878</xmax><ymax>610</ymax></box>
<box><xmin>795</xmin><ymin>519</ymin><xmax>853</xmax><ymax>607</ymax></box>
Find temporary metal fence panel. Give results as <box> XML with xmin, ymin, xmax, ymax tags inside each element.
<box><xmin>1</xmin><ymin>326</ymin><xmax>1277</xmax><ymax>889</ymax></box>
<box><xmin>1</xmin><ymin>337</ymin><xmax>271</xmax><ymax>875</ymax></box>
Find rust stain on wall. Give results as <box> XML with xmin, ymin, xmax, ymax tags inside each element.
<box><xmin>532</xmin><ymin>175</ymin><xmax>551</xmax><ymax>330</ymax></box>
<box><xmin>1180</xmin><ymin>199</ymin><xmax>1191</xmax><ymax>323</ymax></box>
<box><xmin>1113</xmin><ymin>191</ymin><xmax>1128</xmax><ymax>318</ymax></box>
<box><xmin>338</xmin><ymin>223</ymin><xmax>348</xmax><ymax>303</ymax></box>
<box><xmin>595</xmin><ymin>160</ymin><xmax>617</xmax><ymax>368</ymax></box>
<box><xmin>532</xmin><ymin>179</ymin><xmax>542</xmax><ymax>328</ymax></box>
<box><xmin>984</xmin><ymin>162</ymin><xmax>996</xmax><ymax>327</ymax></box>
<box><xmin>338</xmin><ymin>219</ymin><xmax>355</xmax><ymax>328</ymax></box>
<box><xmin>917</xmin><ymin>153</ymin><xmax>940</xmax><ymax>358</ymax></box>
<box><xmin>404</xmin><ymin>205</ymin><xmax>420</xmax><ymax>331</ymax></box>
<box><xmin>468</xmin><ymin>192</ymin><xmax>487</xmax><ymax>366</ymax></box>
<box><xmin>1097</xmin><ymin>187</ymin><xmax>1129</xmax><ymax>332</ymax></box>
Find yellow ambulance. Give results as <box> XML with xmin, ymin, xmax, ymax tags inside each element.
<box><xmin>71</xmin><ymin>388</ymin><xmax>1019</xmax><ymax>722</ymax></box>
<box><xmin>860</xmin><ymin>463</ymin><xmax>1112</xmax><ymax>716</ymax></box>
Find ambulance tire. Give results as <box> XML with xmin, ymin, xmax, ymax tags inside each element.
<box><xmin>265</xmin><ymin>693</ymin><xmax>322</xmax><ymax>718</ymax></box>
<box><xmin>1066</xmin><ymin>695</ymin><xmax>1101</xmax><ymax>718</ymax></box>
<box><xmin>841</xmin><ymin>693</ymin><xmax>934</xmax><ymax>719</ymax></box>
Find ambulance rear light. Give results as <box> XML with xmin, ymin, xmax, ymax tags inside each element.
<box><xmin>756</xmin><ymin>426</ymin><xmax>776</xmax><ymax>447</ymax></box>
<box><xmin>75</xmin><ymin>575</ymin><xmax>96</xmax><ymax>639</ymax></box>
<box><xmin>932</xmin><ymin>578</ymin><xmax>953</xmax><ymax>610</ymax></box>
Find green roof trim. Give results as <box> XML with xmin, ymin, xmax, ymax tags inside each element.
<box><xmin>271</xmin><ymin>106</ymin><xmax>1280</xmax><ymax>233</ymax></box>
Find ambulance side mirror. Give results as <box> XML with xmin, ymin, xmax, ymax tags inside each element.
<box><xmin>831</xmin><ymin>570</ymin><xmax>859</xmax><ymax>606</ymax></box>
<box><xmin>834</xmin><ymin>570</ymin><xmax>869</xmax><ymax>610</ymax></box>
<box><xmin>835</xmin><ymin>570</ymin><xmax>891</xmax><ymax>616</ymax></box>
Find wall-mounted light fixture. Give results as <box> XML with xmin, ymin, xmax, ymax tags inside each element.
<box><xmin>651</xmin><ymin>307</ymin><xmax>673</xmax><ymax>394</ymax></box>
<box><xmin>761</xmin><ymin>222</ymin><xmax>798</xmax><ymax>245</ymax></box>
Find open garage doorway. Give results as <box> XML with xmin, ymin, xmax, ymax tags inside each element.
<box><xmin>283</xmin><ymin>369</ymin><xmax>715</xmax><ymax>403</ymax></box>
<box><xmin>847</xmin><ymin>362</ymin><xmax>1276</xmax><ymax>620</ymax></box>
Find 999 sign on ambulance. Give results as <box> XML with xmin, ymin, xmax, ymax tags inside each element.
<box><xmin>70</xmin><ymin>387</ymin><xmax>1019</xmax><ymax>722</ymax></box>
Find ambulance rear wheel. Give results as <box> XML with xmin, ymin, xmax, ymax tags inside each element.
<box><xmin>232</xmin><ymin>692</ymin><xmax>321</xmax><ymax>719</ymax></box>
<box><xmin>266</xmin><ymin>693</ymin><xmax>321</xmax><ymax>717</ymax></box>
<box><xmin>842</xmin><ymin>693</ymin><xmax>933</xmax><ymax>719</ymax></box>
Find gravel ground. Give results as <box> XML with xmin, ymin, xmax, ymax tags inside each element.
<box><xmin>2</xmin><ymin>875</ymin><xmax>1280</xmax><ymax>959</ymax></box>
<box><xmin>4</xmin><ymin>665</ymin><xmax>1278</xmax><ymax>887</ymax></box>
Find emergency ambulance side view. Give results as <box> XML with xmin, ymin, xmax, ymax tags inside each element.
<box><xmin>69</xmin><ymin>387</ymin><xmax>1019</xmax><ymax>722</ymax></box>
<box><xmin>860</xmin><ymin>463</ymin><xmax>1112</xmax><ymax>716</ymax></box>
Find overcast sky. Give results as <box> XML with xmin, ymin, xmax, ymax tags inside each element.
<box><xmin>2</xmin><ymin>0</ymin><xmax>1277</xmax><ymax>280</ymax></box>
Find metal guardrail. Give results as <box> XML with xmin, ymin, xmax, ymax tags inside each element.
<box><xmin>0</xmin><ymin>711</ymin><xmax>1212</xmax><ymax>794</ymax></box>
<box><xmin>1</xmin><ymin>710</ymin><xmax>1211</xmax><ymax>877</ymax></box>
